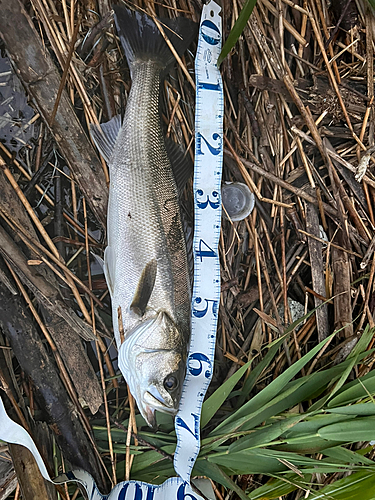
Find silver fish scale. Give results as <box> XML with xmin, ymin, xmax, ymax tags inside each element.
<box><xmin>107</xmin><ymin>60</ymin><xmax>191</xmax><ymax>348</ymax></box>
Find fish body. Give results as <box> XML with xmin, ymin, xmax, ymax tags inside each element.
<box><xmin>91</xmin><ymin>6</ymin><xmax>195</xmax><ymax>426</ymax></box>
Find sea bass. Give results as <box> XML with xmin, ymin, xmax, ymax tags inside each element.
<box><xmin>91</xmin><ymin>6</ymin><xmax>196</xmax><ymax>427</ymax></box>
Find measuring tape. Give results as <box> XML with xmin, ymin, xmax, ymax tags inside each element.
<box><xmin>174</xmin><ymin>0</ymin><xmax>223</xmax><ymax>483</ymax></box>
<box><xmin>0</xmin><ymin>2</ymin><xmax>223</xmax><ymax>498</ymax></box>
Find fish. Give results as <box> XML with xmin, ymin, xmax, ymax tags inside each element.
<box><xmin>90</xmin><ymin>5</ymin><xmax>196</xmax><ymax>427</ymax></box>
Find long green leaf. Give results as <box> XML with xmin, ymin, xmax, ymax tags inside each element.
<box><xmin>323</xmin><ymin>446</ymin><xmax>374</xmax><ymax>465</ymax></box>
<box><xmin>217</xmin><ymin>0</ymin><xmax>257</xmax><ymax>66</ymax></box>
<box><xmin>326</xmin><ymin>402</ymin><xmax>375</xmax><ymax>416</ymax></box>
<box><xmin>247</xmin><ymin>473</ymin><xmax>312</xmax><ymax>500</ymax></box>
<box><xmin>193</xmin><ymin>460</ymin><xmax>249</xmax><ymax>500</ymax></box>
<box><xmin>281</xmin><ymin>413</ymin><xmax>352</xmax><ymax>440</ymax></box>
<box><xmin>235</xmin><ymin>308</ymin><xmax>339</xmax><ymax>410</ymax></box>
<box><xmin>128</xmin><ymin>445</ymin><xmax>175</xmax><ymax>473</ymax></box>
<box><xmin>207</xmin><ymin>448</ymin><xmax>361</xmax><ymax>475</ymax></box>
<box><xmin>270</xmin><ymin>436</ymin><xmax>343</xmax><ymax>454</ymax></box>
<box><xmin>211</xmin><ymin>333</ymin><xmax>336</xmax><ymax>435</ymax></box>
<box><xmin>327</xmin><ymin>326</ymin><xmax>375</xmax><ymax>400</ymax></box>
<box><xmin>228</xmin><ymin>414</ymin><xmax>304</xmax><ymax>453</ymax></box>
<box><xmin>235</xmin><ymin>334</ymin><xmax>286</xmax><ymax>408</ymax></box>
<box><xmin>305</xmin><ymin>470</ymin><xmax>375</xmax><ymax>500</ymax></box>
<box><xmin>309</xmin><ymin>349</ymin><xmax>375</xmax><ymax>412</ymax></box>
<box><xmin>318</xmin><ymin>416</ymin><xmax>375</xmax><ymax>441</ymax></box>
<box><xmin>201</xmin><ymin>357</ymin><xmax>253</xmax><ymax>428</ymax></box>
<box><xmin>328</xmin><ymin>371</ymin><xmax>375</xmax><ymax>408</ymax></box>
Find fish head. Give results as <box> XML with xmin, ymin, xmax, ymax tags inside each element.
<box><xmin>119</xmin><ymin>311</ymin><xmax>188</xmax><ymax>427</ymax></box>
<box><xmin>138</xmin><ymin>349</ymin><xmax>186</xmax><ymax>427</ymax></box>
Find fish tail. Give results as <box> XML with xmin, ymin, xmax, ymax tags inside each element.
<box><xmin>113</xmin><ymin>5</ymin><xmax>196</xmax><ymax>72</ymax></box>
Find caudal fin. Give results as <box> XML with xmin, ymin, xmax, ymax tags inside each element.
<box><xmin>113</xmin><ymin>5</ymin><xmax>196</xmax><ymax>72</ymax></box>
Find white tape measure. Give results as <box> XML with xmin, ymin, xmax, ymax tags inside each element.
<box><xmin>174</xmin><ymin>0</ymin><xmax>223</xmax><ymax>483</ymax></box>
<box><xmin>0</xmin><ymin>2</ymin><xmax>223</xmax><ymax>498</ymax></box>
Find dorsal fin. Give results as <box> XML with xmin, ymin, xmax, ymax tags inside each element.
<box><xmin>130</xmin><ymin>259</ymin><xmax>157</xmax><ymax>316</ymax></box>
<box><xmin>90</xmin><ymin>115</ymin><xmax>122</xmax><ymax>162</ymax></box>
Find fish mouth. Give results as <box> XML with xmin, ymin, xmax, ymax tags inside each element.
<box><xmin>143</xmin><ymin>391</ymin><xmax>177</xmax><ymax>414</ymax></box>
<box><xmin>144</xmin><ymin>404</ymin><xmax>156</xmax><ymax>429</ymax></box>
<box><xmin>141</xmin><ymin>392</ymin><xmax>176</xmax><ymax>428</ymax></box>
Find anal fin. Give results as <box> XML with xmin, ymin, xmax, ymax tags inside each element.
<box><xmin>165</xmin><ymin>139</ymin><xmax>193</xmax><ymax>194</ymax></box>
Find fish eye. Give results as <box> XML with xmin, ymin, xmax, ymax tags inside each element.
<box><xmin>163</xmin><ymin>375</ymin><xmax>178</xmax><ymax>391</ymax></box>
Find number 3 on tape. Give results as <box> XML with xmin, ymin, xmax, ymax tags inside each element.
<box><xmin>0</xmin><ymin>2</ymin><xmax>222</xmax><ymax>499</ymax></box>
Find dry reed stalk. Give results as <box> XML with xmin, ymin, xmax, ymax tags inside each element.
<box><xmin>1</xmin><ymin>159</ymin><xmax>58</xmax><ymax>257</ymax></box>
<box><xmin>258</xmin><ymin>0</ymin><xmax>307</xmax><ymax>46</ymax></box>
<box><xmin>33</xmin><ymin>0</ymin><xmax>98</xmax><ymax>124</ymax></box>
<box><xmin>125</xmin><ymin>390</ymin><xmax>137</xmax><ymax>481</ymax></box>
<box><xmin>225</xmin><ymin>139</ymin><xmax>293</xmax><ymax>208</ymax></box>
<box><xmin>0</xmin><ymin>208</ymin><xmax>103</xmax><ymax>309</ymax></box>
<box><xmin>357</xmin><ymin>97</ymin><xmax>373</xmax><ymax>161</ymax></box>
<box><xmin>225</xmin><ymin>148</ymin><xmax>338</xmax><ymax>216</ymax></box>
<box><xmin>366</xmin><ymin>9</ymin><xmax>374</xmax><ymax>146</ymax></box>
<box><xmin>32</xmin><ymin>0</ymin><xmax>110</xmax><ymax>185</ymax></box>
<box><xmin>251</xmin><ymin>222</ymin><xmax>265</xmax><ymax>336</ymax></box>
<box><xmin>4</xmin><ymin>262</ymin><xmax>103</xmax><ymax>433</ymax></box>
<box><xmin>83</xmin><ymin>198</ymin><xmax>115</xmax><ymax>487</ymax></box>
<box><xmin>125</xmin><ymin>395</ymin><xmax>132</xmax><ymax>481</ymax></box>
<box><xmin>0</xmin><ymin>143</ymin><xmax>54</xmax><ymax>206</ymax></box>
<box><xmin>0</xmin><ymin>366</ymin><xmax>29</xmax><ymax>431</ymax></box>
<box><xmin>165</xmin><ymin>83</ymin><xmax>194</xmax><ymax>159</ymax></box>
<box><xmin>0</xmin><ymin>158</ymin><xmax>98</xmax><ymax>326</ymax></box>
<box><xmin>50</xmin><ymin>17</ymin><xmax>82</xmax><ymax>125</ymax></box>
<box><xmin>309</xmin><ymin>15</ymin><xmax>363</xmax><ymax>148</ymax></box>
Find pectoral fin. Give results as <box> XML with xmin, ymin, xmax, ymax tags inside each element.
<box><xmin>104</xmin><ymin>246</ymin><xmax>116</xmax><ymax>297</ymax></box>
<box><xmin>130</xmin><ymin>259</ymin><xmax>157</xmax><ymax>316</ymax></box>
<box><xmin>90</xmin><ymin>115</ymin><xmax>122</xmax><ymax>163</ymax></box>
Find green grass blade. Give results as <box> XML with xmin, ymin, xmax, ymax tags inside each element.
<box><xmin>228</xmin><ymin>415</ymin><xmax>304</xmax><ymax>453</ymax></box>
<box><xmin>270</xmin><ymin>436</ymin><xmax>343</xmax><ymax>454</ymax></box>
<box><xmin>328</xmin><ymin>370</ymin><xmax>375</xmax><ymax>408</ymax></box>
<box><xmin>326</xmin><ymin>402</ymin><xmax>375</xmax><ymax>415</ymax></box>
<box><xmin>348</xmin><ymin>325</ymin><xmax>375</xmax><ymax>359</ymax></box>
<box><xmin>217</xmin><ymin>0</ymin><xmax>257</xmax><ymax>66</ymax></box>
<box><xmin>323</xmin><ymin>446</ymin><xmax>374</xmax><ymax>465</ymax></box>
<box><xmin>235</xmin><ymin>307</ymin><xmax>333</xmax><ymax>409</ymax></box>
<box><xmin>281</xmin><ymin>413</ymin><xmax>353</xmax><ymax>441</ymax></box>
<box><xmin>318</xmin><ymin>416</ymin><xmax>375</xmax><ymax>441</ymax></box>
<box><xmin>207</xmin><ymin>448</ymin><xmax>362</xmax><ymax>475</ymax></box>
<box><xmin>235</xmin><ymin>335</ymin><xmax>286</xmax><ymax>408</ymax></box>
<box><xmin>327</xmin><ymin>326</ymin><xmax>375</xmax><ymax>400</ymax></box>
<box><xmin>309</xmin><ymin>349</ymin><xmax>375</xmax><ymax>412</ymax></box>
<box><xmin>193</xmin><ymin>460</ymin><xmax>249</xmax><ymax>500</ymax></box>
<box><xmin>201</xmin><ymin>357</ymin><xmax>253</xmax><ymax>428</ymax></box>
<box><xmin>305</xmin><ymin>470</ymin><xmax>375</xmax><ymax>500</ymax></box>
<box><xmin>247</xmin><ymin>473</ymin><xmax>312</xmax><ymax>500</ymax></box>
<box><xmin>211</xmin><ymin>333</ymin><xmax>336</xmax><ymax>435</ymax></box>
